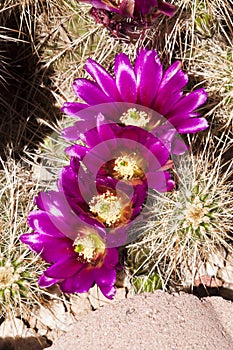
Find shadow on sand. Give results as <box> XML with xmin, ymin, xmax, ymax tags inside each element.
<box><xmin>0</xmin><ymin>336</ymin><xmax>51</xmax><ymax>350</ymax></box>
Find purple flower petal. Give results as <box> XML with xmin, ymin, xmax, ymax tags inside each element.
<box><xmin>58</xmin><ymin>166</ymin><xmax>80</xmax><ymax>199</ymax></box>
<box><xmin>95</xmin><ymin>265</ymin><xmax>116</xmax><ymax>286</ymax></box>
<box><xmin>98</xmin><ymin>283</ymin><xmax>116</xmax><ymax>299</ymax></box>
<box><xmin>97</xmin><ymin>119</ymin><xmax>117</xmax><ymax>143</ymax></box>
<box><xmin>135</xmin><ymin>49</ymin><xmax>162</xmax><ymax>106</ymax></box>
<box><xmin>33</xmin><ymin>192</ymin><xmax>89</xmax><ymax>240</ymax></box>
<box><xmin>61</xmin><ymin>102</ymin><xmax>88</xmax><ymax>116</ymax></box>
<box><xmin>87</xmin><ymin>0</ymin><xmax>118</xmax><ymax>12</ymax></box>
<box><xmin>20</xmin><ymin>233</ymin><xmax>73</xmax><ymax>263</ymax></box>
<box><xmin>28</xmin><ymin>211</ymin><xmax>64</xmax><ymax>238</ymax></box>
<box><xmin>103</xmin><ymin>248</ymin><xmax>119</xmax><ymax>268</ymax></box>
<box><xmin>116</xmin><ymin>126</ymin><xmax>141</xmax><ymax>142</ymax></box>
<box><xmin>45</xmin><ymin>257</ymin><xmax>83</xmax><ymax>279</ymax></box>
<box><xmin>35</xmin><ymin>191</ymin><xmax>74</xmax><ymax>218</ymax></box>
<box><xmin>114</xmin><ymin>53</ymin><xmax>137</xmax><ymax>103</ymax></box>
<box><xmin>58</xmin><ymin>276</ymin><xmax>75</xmax><ymax>293</ymax></box>
<box><xmin>157</xmin><ymin>91</ymin><xmax>183</xmax><ymax>116</ymax></box>
<box><xmin>73</xmin><ymin>79</ymin><xmax>112</xmax><ymax>105</ymax></box>
<box><xmin>147</xmin><ymin>142</ymin><xmax>169</xmax><ymax>169</ymax></box>
<box><xmin>119</xmin><ymin>0</ymin><xmax>135</xmax><ymax>16</ymax></box>
<box><xmin>154</xmin><ymin>62</ymin><xmax>189</xmax><ymax>114</ymax></box>
<box><xmin>38</xmin><ymin>274</ymin><xmax>60</xmax><ymax>288</ymax></box>
<box><xmin>85</xmin><ymin>58</ymin><xmax>120</xmax><ymax>100</ymax></box>
<box><xmin>158</xmin><ymin>61</ymin><xmax>183</xmax><ymax>89</ymax></box>
<box><xmin>166</xmin><ymin>88</ymin><xmax>208</xmax><ymax>119</ymax></box>
<box><xmin>62</xmin><ymin>124</ymin><xmax>80</xmax><ymax>141</ymax></box>
<box><xmin>59</xmin><ymin>267</ymin><xmax>95</xmax><ymax>293</ymax></box>
<box><xmin>72</xmin><ymin>267</ymin><xmax>97</xmax><ymax>292</ymax></box>
<box><xmin>146</xmin><ymin>171</ymin><xmax>175</xmax><ymax>192</ymax></box>
<box><xmin>158</xmin><ymin>1</ymin><xmax>177</xmax><ymax>17</ymax></box>
<box><xmin>171</xmin><ymin>137</ymin><xmax>188</xmax><ymax>155</ymax></box>
<box><xmin>134</xmin><ymin>0</ymin><xmax>158</xmax><ymax>16</ymax></box>
<box><xmin>65</xmin><ymin>144</ymin><xmax>88</xmax><ymax>159</ymax></box>
<box><xmin>176</xmin><ymin>118</ymin><xmax>209</xmax><ymax>134</ymax></box>
<box><xmin>59</xmin><ymin>164</ymin><xmax>98</xmax><ymax>212</ymax></box>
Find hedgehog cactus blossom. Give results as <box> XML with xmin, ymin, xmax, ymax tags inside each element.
<box><xmin>79</xmin><ymin>0</ymin><xmax>176</xmax><ymax>17</ymax></box>
<box><xmin>20</xmin><ymin>191</ymin><xmax>119</xmax><ymax>299</ymax></box>
<box><xmin>78</xmin><ymin>1</ymin><xmax>176</xmax><ymax>38</ymax></box>
<box><xmin>65</xmin><ymin>121</ymin><xmax>175</xmax><ymax>192</ymax></box>
<box><xmin>62</xmin><ymin>49</ymin><xmax>208</xmax><ymax>153</ymax></box>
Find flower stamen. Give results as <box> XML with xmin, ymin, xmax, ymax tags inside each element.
<box><xmin>73</xmin><ymin>234</ymin><xmax>105</xmax><ymax>264</ymax></box>
<box><xmin>120</xmin><ymin>108</ymin><xmax>151</xmax><ymax>127</ymax></box>
<box><xmin>113</xmin><ymin>154</ymin><xmax>141</xmax><ymax>180</ymax></box>
<box><xmin>89</xmin><ymin>191</ymin><xmax>122</xmax><ymax>226</ymax></box>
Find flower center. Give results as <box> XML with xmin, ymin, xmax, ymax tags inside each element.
<box><xmin>113</xmin><ymin>154</ymin><xmax>142</xmax><ymax>180</ymax></box>
<box><xmin>73</xmin><ymin>234</ymin><xmax>105</xmax><ymax>264</ymax></box>
<box><xmin>120</xmin><ymin>108</ymin><xmax>150</xmax><ymax>128</ymax></box>
<box><xmin>89</xmin><ymin>191</ymin><xmax>122</xmax><ymax>226</ymax></box>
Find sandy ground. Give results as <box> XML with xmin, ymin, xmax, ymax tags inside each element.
<box><xmin>47</xmin><ymin>291</ymin><xmax>233</xmax><ymax>350</ymax></box>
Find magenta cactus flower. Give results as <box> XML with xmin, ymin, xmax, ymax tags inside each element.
<box><xmin>62</xmin><ymin>49</ymin><xmax>208</xmax><ymax>141</ymax></box>
<box><xmin>78</xmin><ymin>1</ymin><xmax>176</xmax><ymax>38</ymax></box>
<box><xmin>65</xmin><ymin>121</ymin><xmax>175</xmax><ymax>192</ymax></box>
<box><xmin>20</xmin><ymin>190</ymin><xmax>119</xmax><ymax>299</ymax></box>
<box><xmin>58</xmin><ymin>161</ymin><xmax>147</xmax><ymax>231</ymax></box>
<box><xmin>79</xmin><ymin>0</ymin><xmax>176</xmax><ymax>18</ymax></box>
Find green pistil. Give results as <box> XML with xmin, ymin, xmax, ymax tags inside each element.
<box><xmin>129</xmin><ymin>110</ymin><xmax>140</xmax><ymax>120</ymax></box>
<box><xmin>74</xmin><ymin>244</ymin><xmax>84</xmax><ymax>254</ymax></box>
<box><xmin>89</xmin><ymin>191</ymin><xmax>122</xmax><ymax>226</ymax></box>
<box><xmin>100</xmin><ymin>203</ymin><xmax>109</xmax><ymax>212</ymax></box>
<box><xmin>120</xmin><ymin>108</ymin><xmax>150</xmax><ymax>128</ymax></box>
<box><xmin>113</xmin><ymin>154</ymin><xmax>142</xmax><ymax>180</ymax></box>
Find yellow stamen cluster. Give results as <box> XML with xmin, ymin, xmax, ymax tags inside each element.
<box><xmin>73</xmin><ymin>234</ymin><xmax>105</xmax><ymax>263</ymax></box>
<box><xmin>120</xmin><ymin>108</ymin><xmax>150</xmax><ymax>128</ymax></box>
<box><xmin>113</xmin><ymin>154</ymin><xmax>141</xmax><ymax>180</ymax></box>
<box><xmin>89</xmin><ymin>191</ymin><xmax>122</xmax><ymax>226</ymax></box>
